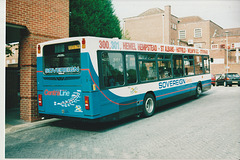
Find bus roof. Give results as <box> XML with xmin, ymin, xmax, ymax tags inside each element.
<box><xmin>37</xmin><ymin>36</ymin><xmax>209</xmax><ymax>55</ymax></box>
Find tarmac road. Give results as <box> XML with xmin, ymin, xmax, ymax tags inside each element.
<box><xmin>5</xmin><ymin>86</ymin><xmax>240</xmax><ymax>159</ymax></box>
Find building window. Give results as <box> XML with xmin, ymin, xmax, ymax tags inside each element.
<box><xmin>211</xmin><ymin>44</ymin><xmax>218</xmax><ymax>50</ymax></box>
<box><xmin>179</xmin><ymin>30</ymin><xmax>186</xmax><ymax>39</ymax></box>
<box><xmin>220</xmin><ymin>44</ymin><xmax>225</xmax><ymax>49</ymax></box>
<box><xmin>194</xmin><ymin>28</ymin><xmax>202</xmax><ymax>38</ymax></box>
<box><xmin>171</xmin><ymin>23</ymin><xmax>177</xmax><ymax>30</ymax></box>
<box><xmin>194</xmin><ymin>43</ymin><xmax>202</xmax><ymax>48</ymax></box>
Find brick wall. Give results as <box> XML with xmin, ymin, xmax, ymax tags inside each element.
<box><xmin>6</xmin><ymin>0</ymin><xmax>69</xmax><ymax>38</ymax></box>
<box><xmin>6</xmin><ymin>0</ymin><xmax>69</xmax><ymax>122</ymax></box>
<box><xmin>124</xmin><ymin>14</ymin><xmax>164</xmax><ymax>43</ymax></box>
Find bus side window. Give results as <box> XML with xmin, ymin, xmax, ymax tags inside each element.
<box><xmin>158</xmin><ymin>60</ymin><xmax>172</xmax><ymax>79</ymax></box>
<box><xmin>194</xmin><ymin>55</ymin><xmax>203</xmax><ymax>75</ymax></box>
<box><xmin>203</xmin><ymin>56</ymin><xmax>210</xmax><ymax>74</ymax></box>
<box><xmin>126</xmin><ymin>54</ymin><xmax>137</xmax><ymax>84</ymax></box>
<box><xmin>173</xmin><ymin>55</ymin><xmax>183</xmax><ymax>78</ymax></box>
<box><xmin>138</xmin><ymin>53</ymin><xmax>157</xmax><ymax>82</ymax></box>
<box><xmin>184</xmin><ymin>56</ymin><xmax>194</xmax><ymax>76</ymax></box>
<box><xmin>101</xmin><ymin>52</ymin><xmax>124</xmax><ymax>87</ymax></box>
<box><xmin>139</xmin><ymin>61</ymin><xmax>157</xmax><ymax>82</ymax></box>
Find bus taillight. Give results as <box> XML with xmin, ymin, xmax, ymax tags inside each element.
<box><xmin>82</xmin><ymin>38</ymin><xmax>86</xmax><ymax>49</ymax></box>
<box><xmin>85</xmin><ymin>96</ymin><xmax>90</xmax><ymax>110</ymax></box>
<box><xmin>37</xmin><ymin>45</ymin><xmax>41</xmax><ymax>54</ymax></box>
<box><xmin>38</xmin><ymin>94</ymin><xmax>42</xmax><ymax>106</ymax></box>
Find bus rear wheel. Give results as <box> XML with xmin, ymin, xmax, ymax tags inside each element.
<box><xmin>142</xmin><ymin>94</ymin><xmax>155</xmax><ymax>117</ymax></box>
<box><xmin>195</xmin><ymin>84</ymin><xmax>202</xmax><ymax>99</ymax></box>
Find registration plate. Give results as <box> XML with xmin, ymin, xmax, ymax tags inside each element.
<box><xmin>232</xmin><ymin>81</ymin><xmax>238</xmax><ymax>83</ymax></box>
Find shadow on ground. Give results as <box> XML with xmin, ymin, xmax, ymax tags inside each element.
<box><xmin>47</xmin><ymin>93</ymin><xmax>210</xmax><ymax>132</ymax></box>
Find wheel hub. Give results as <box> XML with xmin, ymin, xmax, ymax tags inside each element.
<box><xmin>145</xmin><ymin>98</ymin><xmax>154</xmax><ymax>113</ymax></box>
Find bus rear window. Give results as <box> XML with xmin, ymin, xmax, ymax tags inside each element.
<box><xmin>43</xmin><ymin>41</ymin><xmax>80</xmax><ymax>75</ymax></box>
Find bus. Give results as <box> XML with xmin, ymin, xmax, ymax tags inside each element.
<box><xmin>37</xmin><ymin>36</ymin><xmax>211</xmax><ymax>122</ymax></box>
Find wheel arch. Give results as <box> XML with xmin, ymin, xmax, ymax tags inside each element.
<box><xmin>197</xmin><ymin>81</ymin><xmax>202</xmax><ymax>89</ymax></box>
<box><xmin>145</xmin><ymin>91</ymin><xmax>156</xmax><ymax>101</ymax></box>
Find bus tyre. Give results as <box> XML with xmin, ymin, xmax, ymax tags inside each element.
<box><xmin>195</xmin><ymin>84</ymin><xmax>202</xmax><ymax>99</ymax></box>
<box><xmin>224</xmin><ymin>81</ymin><xmax>227</xmax><ymax>87</ymax></box>
<box><xmin>142</xmin><ymin>94</ymin><xmax>155</xmax><ymax>117</ymax></box>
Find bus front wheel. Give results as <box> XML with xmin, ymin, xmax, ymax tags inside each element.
<box><xmin>142</xmin><ymin>93</ymin><xmax>156</xmax><ymax>117</ymax></box>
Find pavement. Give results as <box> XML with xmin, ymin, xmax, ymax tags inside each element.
<box><xmin>5</xmin><ymin>87</ymin><xmax>240</xmax><ymax>159</ymax></box>
<box><xmin>5</xmin><ymin>107</ymin><xmax>58</xmax><ymax>134</ymax></box>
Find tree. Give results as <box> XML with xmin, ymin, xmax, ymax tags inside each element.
<box><xmin>70</xmin><ymin>0</ymin><xmax>122</xmax><ymax>39</ymax></box>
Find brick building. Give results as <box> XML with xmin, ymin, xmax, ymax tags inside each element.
<box><xmin>123</xmin><ymin>6</ymin><xmax>178</xmax><ymax>44</ymax></box>
<box><xmin>6</xmin><ymin>0</ymin><xmax>69</xmax><ymax>121</ymax></box>
<box><xmin>211</xmin><ymin>29</ymin><xmax>240</xmax><ymax>74</ymax></box>
<box><xmin>124</xmin><ymin>5</ymin><xmax>240</xmax><ymax>75</ymax></box>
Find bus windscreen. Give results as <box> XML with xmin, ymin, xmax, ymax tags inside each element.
<box><xmin>43</xmin><ymin>41</ymin><xmax>80</xmax><ymax>75</ymax></box>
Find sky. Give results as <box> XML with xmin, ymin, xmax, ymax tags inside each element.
<box><xmin>112</xmin><ymin>0</ymin><xmax>240</xmax><ymax>29</ymax></box>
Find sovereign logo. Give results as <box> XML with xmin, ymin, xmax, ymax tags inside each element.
<box><xmin>159</xmin><ymin>79</ymin><xmax>186</xmax><ymax>89</ymax></box>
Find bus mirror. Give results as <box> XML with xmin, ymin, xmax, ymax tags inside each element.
<box><xmin>210</xmin><ymin>58</ymin><xmax>214</xmax><ymax>63</ymax></box>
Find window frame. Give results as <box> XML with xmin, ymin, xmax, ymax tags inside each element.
<box><xmin>179</xmin><ymin>30</ymin><xmax>186</xmax><ymax>39</ymax></box>
<box><xmin>157</xmin><ymin>53</ymin><xmax>173</xmax><ymax>80</ymax></box>
<box><xmin>125</xmin><ymin>53</ymin><xmax>138</xmax><ymax>85</ymax></box>
<box><xmin>194</xmin><ymin>28</ymin><xmax>202</xmax><ymax>38</ymax></box>
<box><xmin>183</xmin><ymin>55</ymin><xmax>195</xmax><ymax>76</ymax></box>
<box><xmin>97</xmin><ymin>50</ymin><xmax>210</xmax><ymax>90</ymax></box>
<box><xmin>98</xmin><ymin>51</ymin><xmax>125</xmax><ymax>89</ymax></box>
<box><xmin>43</xmin><ymin>41</ymin><xmax>81</xmax><ymax>75</ymax></box>
<box><xmin>194</xmin><ymin>55</ymin><xmax>204</xmax><ymax>75</ymax></box>
<box><xmin>172</xmin><ymin>54</ymin><xmax>184</xmax><ymax>78</ymax></box>
<box><xmin>138</xmin><ymin>53</ymin><xmax>158</xmax><ymax>83</ymax></box>
<box><xmin>203</xmin><ymin>56</ymin><xmax>210</xmax><ymax>74</ymax></box>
